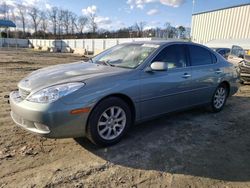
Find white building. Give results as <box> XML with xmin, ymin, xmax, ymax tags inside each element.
<box><xmin>191</xmin><ymin>3</ymin><xmax>250</xmax><ymax>44</ymax></box>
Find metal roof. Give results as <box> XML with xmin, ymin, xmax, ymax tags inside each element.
<box><xmin>193</xmin><ymin>3</ymin><xmax>250</xmax><ymax>16</ymax></box>
<box><xmin>0</xmin><ymin>19</ymin><xmax>16</xmax><ymax>28</ymax></box>
<box><xmin>205</xmin><ymin>39</ymin><xmax>250</xmax><ymax>50</ymax></box>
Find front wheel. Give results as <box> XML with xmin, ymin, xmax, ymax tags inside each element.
<box><xmin>210</xmin><ymin>84</ymin><xmax>228</xmax><ymax>112</ymax></box>
<box><xmin>87</xmin><ymin>97</ymin><xmax>132</xmax><ymax>146</ymax></box>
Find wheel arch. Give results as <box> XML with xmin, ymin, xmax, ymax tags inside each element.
<box><xmin>86</xmin><ymin>93</ymin><xmax>136</xmax><ymax>133</ymax></box>
<box><xmin>219</xmin><ymin>81</ymin><xmax>230</xmax><ymax>96</ymax></box>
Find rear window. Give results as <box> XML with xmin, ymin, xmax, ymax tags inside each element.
<box><xmin>189</xmin><ymin>45</ymin><xmax>213</xmax><ymax>66</ymax></box>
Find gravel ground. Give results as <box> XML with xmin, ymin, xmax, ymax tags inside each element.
<box><xmin>0</xmin><ymin>48</ymin><xmax>250</xmax><ymax>188</ymax></box>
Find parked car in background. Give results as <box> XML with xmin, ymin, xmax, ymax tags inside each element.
<box><xmin>228</xmin><ymin>45</ymin><xmax>250</xmax><ymax>84</ymax></box>
<box><xmin>9</xmin><ymin>41</ymin><xmax>240</xmax><ymax>146</ymax></box>
<box><xmin>212</xmin><ymin>48</ymin><xmax>231</xmax><ymax>59</ymax></box>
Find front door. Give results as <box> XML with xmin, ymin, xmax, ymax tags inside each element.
<box><xmin>139</xmin><ymin>44</ymin><xmax>193</xmax><ymax>120</ymax></box>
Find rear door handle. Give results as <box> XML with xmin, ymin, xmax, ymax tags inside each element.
<box><xmin>182</xmin><ymin>73</ymin><xmax>191</xmax><ymax>79</ymax></box>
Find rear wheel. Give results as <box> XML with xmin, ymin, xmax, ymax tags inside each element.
<box><xmin>87</xmin><ymin>97</ymin><xmax>132</xmax><ymax>146</ymax></box>
<box><xmin>210</xmin><ymin>84</ymin><xmax>228</xmax><ymax>112</ymax></box>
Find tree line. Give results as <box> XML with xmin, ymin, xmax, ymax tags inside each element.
<box><xmin>0</xmin><ymin>2</ymin><xmax>190</xmax><ymax>39</ymax></box>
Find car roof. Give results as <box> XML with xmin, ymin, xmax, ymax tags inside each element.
<box><xmin>128</xmin><ymin>40</ymin><xmax>197</xmax><ymax>46</ymax></box>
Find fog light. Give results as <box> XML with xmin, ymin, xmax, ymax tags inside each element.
<box><xmin>34</xmin><ymin>122</ymin><xmax>50</xmax><ymax>133</ymax></box>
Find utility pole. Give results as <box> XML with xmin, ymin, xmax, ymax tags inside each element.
<box><xmin>191</xmin><ymin>0</ymin><xmax>196</xmax><ymax>42</ymax></box>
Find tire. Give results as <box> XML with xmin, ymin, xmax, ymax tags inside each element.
<box><xmin>87</xmin><ymin>97</ymin><xmax>132</xmax><ymax>147</ymax></box>
<box><xmin>210</xmin><ymin>84</ymin><xmax>229</xmax><ymax>112</ymax></box>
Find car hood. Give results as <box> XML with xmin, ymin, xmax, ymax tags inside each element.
<box><xmin>18</xmin><ymin>61</ymin><xmax>126</xmax><ymax>91</ymax></box>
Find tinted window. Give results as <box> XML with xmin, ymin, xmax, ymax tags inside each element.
<box><xmin>231</xmin><ymin>46</ymin><xmax>244</xmax><ymax>57</ymax></box>
<box><xmin>153</xmin><ymin>44</ymin><xmax>187</xmax><ymax>69</ymax></box>
<box><xmin>219</xmin><ymin>50</ymin><xmax>225</xmax><ymax>55</ymax></box>
<box><xmin>189</xmin><ymin>45</ymin><xmax>213</xmax><ymax>66</ymax></box>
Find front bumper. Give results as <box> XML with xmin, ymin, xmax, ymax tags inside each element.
<box><xmin>9</xmin><ymin>91</ymin><xmax>90</xmax><ymax>138</ymax></box>
<box><xmin>240</xmin><ymin>63</ymin><xmax>250</xmax><ymax>82</ymax></box>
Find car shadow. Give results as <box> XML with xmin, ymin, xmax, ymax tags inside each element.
<box><xmin>75</xmin><ymin>96</ymin><xmax>250</xmax><ymax>182</ymax></box>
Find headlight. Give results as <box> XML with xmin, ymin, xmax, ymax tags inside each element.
<box><xmin>27</xmin><ymin>82</ymin><xmax>85</xmax><ymax>103</ymax></box>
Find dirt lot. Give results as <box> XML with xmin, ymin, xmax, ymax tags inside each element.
<box><xmin>0</xmin><ymin>48</ymin><xmax>250</xmax><ymax>188</ymax></box>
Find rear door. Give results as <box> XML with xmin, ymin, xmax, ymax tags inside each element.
<box><xmin>187</xmin><ymin>44</ymin><xmax>220</xmax><ymax>105</ymax></box>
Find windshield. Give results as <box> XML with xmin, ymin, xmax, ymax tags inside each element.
<box><xmin>92</xmin><ymin>43</ymin><xmax>159</xmax><ymax>69</ymax></box>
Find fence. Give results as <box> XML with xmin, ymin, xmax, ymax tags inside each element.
<box><xmin>0</xmin><ymin>38</ymin><xmax>29</xmax><ymax>48</ymax></box>
<box><xmin>0</xmin><ymin>38</ymin><xmax>153</xmax><ymax>53</ymax></box>
<box><xmin>29</xmin><ymin>38</ymin><xmax>152</xmax><ymax>52</ymax></box>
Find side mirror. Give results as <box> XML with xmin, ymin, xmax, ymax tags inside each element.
<box><xmin>148</xmin><ymin>61</ymin><xmax>168</xmax><ymax>72</ymax></box>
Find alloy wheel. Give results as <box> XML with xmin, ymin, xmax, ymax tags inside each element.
<box><xmin>97</xmin><ymin>106</ymin><xmax>126</xmax><ymax>140</ymax></box>
<box><xmin>213</xmin><ymin>87</ymin><xmax>226</xmax><ymax>109</ymax></box>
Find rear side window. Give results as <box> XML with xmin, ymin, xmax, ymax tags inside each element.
<box><xmin>219</xmin><ymin>50</ymin><xmax>225</xmax><ymax>55</ymax></box>
<box><xmin>153</xmin><ymin>44</ymin><xmax>187</xmax><ymax>69</ymax></box>
<box><xmin>189</xmin><ymin>45</ymin><xmax>213</xmax><ymax>66</ymax></box>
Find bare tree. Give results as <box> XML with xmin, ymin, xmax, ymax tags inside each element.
<box><xmin>70</xmin><ymin>12</ymin><xmax>78</xmax><ymax>34</ymax></box>
<box><xmin>88</xmin><ymin>12</ymin><xmax>97</xmax><ymax>33</ymax></box>
<box><xmin>134</xmin><ymin>22</ymin><xmax>146</xmax><ymax>37</ymax></box>
<box><xmin>177</xmin><ymin>26</ymin><xmax>186</xmax><ymax>38</ymax></box>
<box><xmin>40</xmin><ymin>11</ymin><xmax>48</xmax><ymax>38</ymax></box>
<box><xmin>49</xmin><ymin>6</ymin><xmax>58</xmax><ymax>35</ymax></box>
<box><xmin>28</xmin><ymin>7</ymin><xmax>41</xmax><ymax>36</ymax></box>
<box><xmin>0</xmin><ymin>2</ymin><xmax>9</xmax><ymax>19</ymax></box>
<box><xmin>77</xmin><ymin>16</ymin><xmax>88</xmax><ymax>34</ymax></box>
<box><xmin>61</xmin><ymin>9</ymin><xmax>70</xmax><ymax>35</ymax></box>
<box><xmin>168</xmin><ymin>27</ymin><xmax>177</xmax><ymax>38</ymax></box>
<box><xmin>164</xmin><ymin>22</ymin><xmax>172</xmax><ymax>38</ymax></box>
<box><xmin>16</xmin><ymin>4</ymin><xmax>27</xmax><ymax>37</ymax></box>
<box><xmin>57</xmin><ymin>8</ymin><xmax>64</xmax><ymax>36</ymax></box>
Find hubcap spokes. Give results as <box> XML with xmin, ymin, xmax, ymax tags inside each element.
<box><xmin>97</xmin><ymin>106</ymin><xmax>126</xmax><ymax>140</ymax></box>
<box><xmin>214</xmin><ymin>87</ymin><xmax>226</xmax><ymax>109</ymax></box>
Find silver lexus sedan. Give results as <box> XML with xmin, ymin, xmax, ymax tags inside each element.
<box><xmin>9</xmin><ymin>41</ymin><xmax>240</xmax><ymax>146</ymax></box>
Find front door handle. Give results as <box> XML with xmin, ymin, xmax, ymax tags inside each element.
<box><xmin>215</xmin><ymin>69</ymin><xmax>222</xmax><ymax>74</ymax></box>
<box><xmin>182</xmin><ymin>73</ymin><xmax>191</xmax><ymax>79</ymax></box>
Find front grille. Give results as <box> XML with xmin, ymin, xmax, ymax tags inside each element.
<box><xmin>19</xmin><ymin>88</ymin><xmax>30</xmax><ymax>99</ymax></box>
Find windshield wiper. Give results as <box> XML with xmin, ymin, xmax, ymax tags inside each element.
<box><xmin>82</xmin><ymin>57</ymin><xmax>94</xmax><ymax>64</ymax></box>
<box><xmin>96</xmin><ymin>60</ymin><xmax>115</xmax><ymax>67</ymax></box>
<box><xmin>89</xmin><ymin>57</ymin><xmax>94</xmax><ymax>64</ymax></box>
<box><xmin>103</xmin><ymin>61</ymin><xmax>115</xmax><ymax>67</ymax></box>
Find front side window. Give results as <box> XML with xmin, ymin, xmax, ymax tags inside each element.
<box><xmin>152</xmin><ymin>44</ymin><xmax>187</xmax><ymax>69</ymax></box>
<box><xmin>189</xmin><ymin>45</ymin><xmax>213</xmax><ymax>66</ymax></box>
<box><xmin>92</xmin><ymin>43</ymin><xmax>159</xmax><ymax>69</ymax></box>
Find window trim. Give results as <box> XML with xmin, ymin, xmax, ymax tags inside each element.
<box><xmin>187</xmin><ymin>44</ymin><xmax>215</xmax><ymax>67</ymax></box>
<box><xmin>210</xmin><ymin>52</ymin><xmax>218</xmax><ymax>64</ymax></box>
<box><xmin>150</xmin><ymin>44</ymin><xmax>189</xmax><ymax>70</ymax></box>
